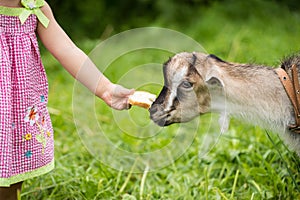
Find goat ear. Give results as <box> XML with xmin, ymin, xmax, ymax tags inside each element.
<box><xmin>205</xmin><ymin>76</ymin><xmax>224</xmax><ymax>88</ymax></box>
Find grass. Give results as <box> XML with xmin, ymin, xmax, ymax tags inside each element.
<box><xmin>21</xmin><ymin>1</ymin><xmax>300</xmax><ymax>199</ymax></box>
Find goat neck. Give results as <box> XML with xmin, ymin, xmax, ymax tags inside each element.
<box><xmin>194</xmin><ymin>52</ymin><xmax>293</xmax><ymax>133</ymax></box>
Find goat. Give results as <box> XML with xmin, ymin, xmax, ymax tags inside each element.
<box><xmin>149</xmin><ymin>52</ymin><xmax>300</xmax><ymax>155</ymax></box>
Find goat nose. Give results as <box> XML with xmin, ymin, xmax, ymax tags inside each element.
<box><xmin>149</xmin><ymin>103</ymin><xmax>163</xmax><ymax>115</ymax></box>
<box><xmin>149</xmin><ymin>103</ymin><xmax>158</xmax><ymax>114</ymax></box>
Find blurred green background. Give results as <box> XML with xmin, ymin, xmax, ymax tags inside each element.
<box><xmin>46</xmin><ymin>0</ymin><xmax>300</xmax><ymax>62</ymax></box>
<box><xmin>22</xmin><ymin>0</ymin><xmax>300</xmax><ymax>199</ymax></box>
<box><xmin>48</xmin><ymin>0</ymin><xmax>300</xmax><ymax>40</ymax></box>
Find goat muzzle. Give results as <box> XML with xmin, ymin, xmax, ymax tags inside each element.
<box><xmin>149</xmin><ymin>103</ymin><xmax>172</xmax><ymax>126</ymax></box>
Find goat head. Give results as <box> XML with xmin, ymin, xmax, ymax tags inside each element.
<box><xmin>149</xmin><ymin>52</ymin><xmax>213</xmax><ymax>126</ymax></box>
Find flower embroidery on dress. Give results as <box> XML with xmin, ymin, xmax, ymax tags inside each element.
<box><xmin>24</xmin><ymin>105</ymin><xmax>51</xmax><ymax>155</ymax></box>
<box><xmin>40</xmin><ymin>95</ymin><xmax>45</xmax><ymax>102</ymax></box>
<box><xmin>24</xmin><ymin>106</ymin><xmax>39</xmax><ymax>126</ymax></box>
<box><xmin>46</xmin><ymin>131</ymin><xmax>51</xmax><ymax>137</ymax></box>
<box><xmin>26</xmin><ymin>1</ymin><xmax>36</xmax><ymax>10</ymax></box>
<box><xmin>12</xmin><ymin>122</ymin><xmax>15</xmax><ymax>129</ymax></box>
<box><xmin>41</xmin><ymin>115</ymin><xmax>45</xmax><ymax>126</ymax></box>
<box><xmin>25</xmin><ymin>150</ymin><xmax>32</xmax><ymax>158</ymax></box>
<box><xmin>35</xmin><ymin>133</ymin><xmax>47</xmax><ymax>154</ymax></box>
<box><xmin>24</xmin><ymin>133</ymin><xmax>32</xmax><ymax>141</ymax></box>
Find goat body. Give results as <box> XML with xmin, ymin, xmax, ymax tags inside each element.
<box><xmin>149</xmin><ymin>52</ymin><xmax>300</xmax><ymax>155</ymax></box>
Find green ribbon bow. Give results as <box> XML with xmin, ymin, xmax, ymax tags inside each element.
<box><xmin>0</xmin><ymin>0</ymin><xmax>49</xmax><ymax>28</ymax></box>
<box><xmin>20</xmin><ymin>0</ymin><xmax>49</xmax><ymax>27</ymax></box>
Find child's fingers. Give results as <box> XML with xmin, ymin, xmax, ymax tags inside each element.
<box><xmin>113</xmin><ymin>84</ymin><xmax>134</xmax><ymax>97</ymax></box>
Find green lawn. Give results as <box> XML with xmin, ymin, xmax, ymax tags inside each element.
<box><xmin>21</xmin><ymin>1</ymin><xmax>300</xmax><ymax>199</ymax></box>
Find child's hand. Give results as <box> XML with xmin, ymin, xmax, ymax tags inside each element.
<box><xmin>100</xmin><ymin>83</ymin><xmax>135</xmax><ymax>110</ymax></box>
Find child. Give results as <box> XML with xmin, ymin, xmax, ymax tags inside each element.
<box><xmin>0</xmin><ymin>0</ymin><xmax>134</xmax><ymax>199</ymax></box>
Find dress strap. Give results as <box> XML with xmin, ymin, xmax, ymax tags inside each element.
<box><xmin>0</xmin><ymin>0</ymin><xmax>49</xmax><ymax>28</ymax></box>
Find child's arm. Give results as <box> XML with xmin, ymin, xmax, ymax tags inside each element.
<box><xmin>37</xmin><ymin>2</ymin><xmax>134</xmax><ymax>110</ymax></box>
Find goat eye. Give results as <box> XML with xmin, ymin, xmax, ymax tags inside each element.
<box><xmin>181</xmin><ymin>81</ymin><xmax>193</xmax><ymax>89</ymax></box>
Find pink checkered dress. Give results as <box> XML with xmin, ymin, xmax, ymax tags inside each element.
<box><xmin>0</xmin><ymin>14</ymin><xmax>54</xmax><ymax>186</ymax></box>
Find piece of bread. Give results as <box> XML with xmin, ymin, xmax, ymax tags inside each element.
<box><xmin>129</xmin><ymin>91</ymin><xmax>156</xmax><ymax>109</ymax></box>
